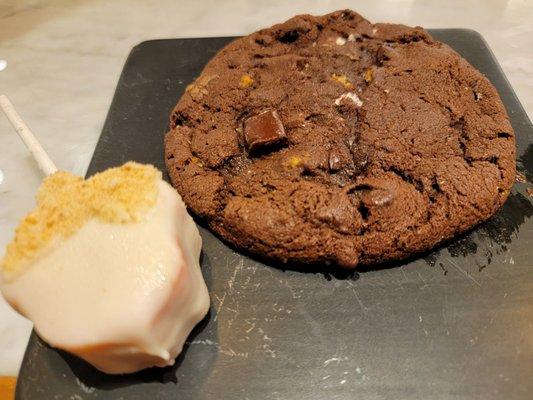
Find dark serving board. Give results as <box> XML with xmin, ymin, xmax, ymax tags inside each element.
<box><xmin>17</xmin><ymin>30</ymin><xmax>533</xmax><ymax>400</ymax></box>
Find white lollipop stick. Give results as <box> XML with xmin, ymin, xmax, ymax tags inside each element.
<box><xmin>0</xmin><ymin>94</ymin><xmax>58</xmax><ymax>177</ymax></box>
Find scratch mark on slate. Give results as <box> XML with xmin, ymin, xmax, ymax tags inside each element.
<box><xmin>347</xmin><ymin>281</ymin><xmax>368</xmax><ymax>312</ymax></box>
<box><xmin>213</xmin><ymin>292</ymin><xmax>227</xmax><ymax>322</ymax></box>
<box><xmin>324</xmin><ymin>356</ymin><xmax>347</xmax><ymax>366</ymax></box>
<box><xmin>214</xmin><ymin>259</ymin><xmax>244</xmax><ymax>321</ymax></box>
<box><xmin>447</xmin><ymin>257</ymin><xmax>481</xmax><ymax>287</ymax></box>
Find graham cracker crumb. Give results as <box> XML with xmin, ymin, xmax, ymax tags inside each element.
<box><xmin>2</xmin><ymin>162</ymin><xmax>160</xmax><ymax>278</ymax></box>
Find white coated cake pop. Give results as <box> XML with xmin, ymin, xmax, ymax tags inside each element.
<box><xmin>1</xmin><ymin>163</ymin><xmax>210</xmax><ymax>374</ymax></box>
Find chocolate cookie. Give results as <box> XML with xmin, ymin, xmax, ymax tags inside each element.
<box><xmin>165</xmin><ymin>10</ymin><xmax>515</xmax><ymax>269</ymax></box>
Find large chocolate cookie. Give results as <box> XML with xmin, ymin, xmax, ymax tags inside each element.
<box><xmin>165</xmin><ymin>10</ymin><xmax>515</xmax><ymax>269</ymax></box>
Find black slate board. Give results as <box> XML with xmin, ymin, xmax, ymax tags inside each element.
<box><xmin>16</xmin><ymin>30</ymin><xmax>533</xmax><ymax>400</ymax></box>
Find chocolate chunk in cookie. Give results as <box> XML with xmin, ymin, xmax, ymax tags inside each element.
<box><xmin>244</xmin><ymin>109</ymin><xmax>286</xmax><ymax>153</ymax></box>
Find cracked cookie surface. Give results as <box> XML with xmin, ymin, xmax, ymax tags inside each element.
<box><xmin>164</xmin><ymin>10</ymin><xmax>515</xmax><ymax>269</ymax></box>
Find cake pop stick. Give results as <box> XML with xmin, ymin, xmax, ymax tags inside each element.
<box><xmin>0</xmin><ymin>95</ymin><xmax>58</xmax><ymax>176</ymax></box>
<box><xmin>0</xmin><ymin>95</ymin><xmax>210</xmax><ymax>374</ymax></box>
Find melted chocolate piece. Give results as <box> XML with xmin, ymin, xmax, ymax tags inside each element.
<box><xmin>244</xmin><ymin>109</ymin><xmax>286</xmax><ymax>153</ymax></box>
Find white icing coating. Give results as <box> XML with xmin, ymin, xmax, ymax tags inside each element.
<box><xmin>1</xmin><ymin>180</ymin><xmax>209</xmax><ymax>374</ymax></box>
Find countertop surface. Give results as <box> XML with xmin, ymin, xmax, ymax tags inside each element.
<box><xmin>0</xmin><ymin>0</ymin><xmax>532</xmax><ymax>376</ymax></box>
